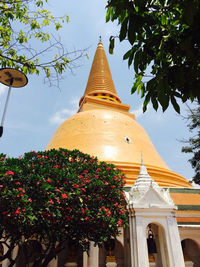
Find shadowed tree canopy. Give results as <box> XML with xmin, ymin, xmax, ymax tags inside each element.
<box><xmin>182</xmin><ymin>103</ymin><xmax>200</xmax><ymax>184</ymax></box>
<box><xmin>0</xmin><ymin>148</ymin><xmax>128</xmax><ymax>267</ymax></box>
<box><xmin>0</xmin><ymin>0</ymin><xmax>85</xmax><ymax>86</ymax></box>
<box><xmin>106</xmin><ymin>0</ymin><xmax>200</xmax><ymax>113</ymax></box>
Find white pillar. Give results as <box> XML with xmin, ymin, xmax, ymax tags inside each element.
<box><xmin>135</xmin><ymin>216</ymin><xmax>149</xmax><ymax>267</ymax></box>
<box><xmin>129</xmin><ymin>211</ymin><xmax>138</xmax><ymax>267</ymax></box>
<box><xmin>88</xmin><ymin>242</ymin><xmax>99</xmax><ymax>267</ymax></box>
<box><xmin>166</xmin><ymin>215</ymin><xmax>185</xmax><ymax>267</ymax></box>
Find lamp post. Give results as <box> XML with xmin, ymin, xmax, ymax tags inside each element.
<box><xmin>0</xmin><ymin>68</ymin><xmax>28</xmax><ymax>137</ymax></box>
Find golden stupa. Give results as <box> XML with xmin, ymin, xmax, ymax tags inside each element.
<box><xmin>47</xmin><ymin>41</ymin><xmax>191</xmax><ymax>188</ymax></box>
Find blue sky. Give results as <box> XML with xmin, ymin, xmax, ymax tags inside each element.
<box><xmin>0</xmin><ymin>0</ymin><xmax>196</xmax><ymax>184</ymax></box>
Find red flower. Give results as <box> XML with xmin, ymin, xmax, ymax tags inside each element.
<box><xmin>73</xmin><ymin>184</ymin><xmax>79</xmax><ymax>188</ymax></box>
<box><xmin>15</xmin><ymin>182</ymin><xmax>21</xmax><ymax>185</ymax></box>
<box><xmin>53</xmin><ymin>165</ymin><xmax>59</xmax><ymax>168</ymax></box>
<box><xmin>118</xmin><ymin>219</ymin><xmax>123</xmax><ymax>226</ymax></box>
<box><xmin>48</xmin><ymin>199</ymin><xmax>54</xmax><ymax>204</ymax></box>
<box><xmin>61</xmin><ymin>193</ymin><xmax>68</xmax><ymax>199</ymax></box>
<box><xmin>96</xmin><ymin>168</ymin><xmax>101</xmax><ymax>172</ymax></box>
<box><xmin>5</xmin><ymin>171</ymin><xmax>14</xmax><ymax>176</ymax></box>
<box><xmin>28</xmin><ymin>198</ymin><xmax>32</xmax><ymax>202</ymax></box>
<box><xmin>14</xmin><ymin>208</ymin><xmax>20</xmax><ymax>215</ymax></box>
<box><xmin>46</xmin><ymin>179</ymin><xmax>52</xmax><ymax>183</ymax></box>
<box><xmin>106</xmin><ymin>166</ymin><xmax>111</xmax><ymax>170</ymax></box>
<box><xmin>22</xmin><ymin>209</ymin><xmax>25</xmax><ymax>212</ymax></box>
<box><xmin>81</xmin><ymin>209</ymin><xmax>85</xmax><ymax>214</ymax></box>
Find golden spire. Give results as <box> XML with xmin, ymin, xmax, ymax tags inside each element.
<box><xmin>79</xmin><ymin>39</ymin><xmax>121</xmax><ymax>106</ymax></box>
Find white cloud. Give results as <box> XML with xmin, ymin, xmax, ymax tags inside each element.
<box><xmin>49</xmin><ymin>97</ymin><xmax>79</xmax><ymax>125</ymax></box>
<box><xmin>130</xmin><ymin>104</ymin><xmax>143</xmax><ymax>118</ymax></box>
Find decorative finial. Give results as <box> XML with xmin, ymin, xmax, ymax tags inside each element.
<box><xmin>99</xmin><ymin>36</ymin><xmax>102</xmax><ymax>43</ymax></box>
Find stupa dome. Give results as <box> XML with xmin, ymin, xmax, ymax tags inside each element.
<box><xmin>46</xmin><ymin>41</ymin><xmax>192</xmax><ymax>188</ymax></box>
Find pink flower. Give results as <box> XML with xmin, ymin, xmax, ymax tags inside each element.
<box><xmin>5</xmin><ymin>171</ymin><xmax>14</xmax><ymax>176</ymax></box>
<box><xmin>28</xmin><ymin>198</ymin><xmax>32</xmax><ymax>202</ymax></box>
<box><xmin>114</xmin><ymin>202</ymin><xmax>118</xmax><ymax>207</ymax></box>
<box><xmin>85</xmin><ymin>217</ymin><xmax>89</xmax><ymax>221</ymax></box>
<box><xmin>0</xmin><ymin>185</ymin><xmax>4</xmax><ymax>188</ymax></box>
<box><xmin>81</xmin><ymin>209</ymin><xmax>85</xmax><ymax>214</ymax></box>
<box><xmin>22</xmin><ymin>209</ymin><xmax>25</xmax><ymax>212</ymax></box>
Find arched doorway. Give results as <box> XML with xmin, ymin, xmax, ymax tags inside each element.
<box><xmin>181</xmin><ymin>239</ymin><xmax>200</xmax><ymax>267</ymax></box>
<box><xmin>146</xmin><ymin>223</ymin><xmax>170</xmax><ymax>267</ymax></box>
<box><xmin>99</xmin><ymin>239</ymin><xmax>124</xmax><ymax>267</ymax></box>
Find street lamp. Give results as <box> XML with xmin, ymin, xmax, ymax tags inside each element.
<box><xmin>0</xmin><ymin>68</ymin><xmax>28</xmax><ymax>137</ymax></box>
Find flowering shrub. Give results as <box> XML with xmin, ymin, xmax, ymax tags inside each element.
<box><xmin>0</xmin><ymin>149</ymin><xmax>128</xmax><ymax>266</ymax></box>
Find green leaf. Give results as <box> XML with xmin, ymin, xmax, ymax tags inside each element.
<box><xmin>123</xmin><ymin>49</ymin><xmax>132</xmax><ymax>60</ymax></box>
<box><xmin>171</xmin><ymin>95</ymin><xmax>180</xmax><ymax>113</ymax></box>
<box><xmin>128</xmin><ymin>15</ymin><xmax>136</xmax><ymax>45</ymax></box>
<box><xmin>119</xmin><ymin>17</ymin><xmax>128</xmax><ymax>42</ymax></box>
<box><xmin>109</xmin><ymin>36</ymin><xmax>115</xmax><ymax>54</ymax></box>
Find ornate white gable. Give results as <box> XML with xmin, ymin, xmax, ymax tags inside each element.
<box><xmin>126</xmin><ymin>157</ymin><xmax>175</xmax><ymax>209</ymax></box>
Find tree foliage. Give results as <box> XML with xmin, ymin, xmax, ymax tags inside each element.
<box><xmin>182</xmin><ymin>104</ymin><xmax>200</xmax><ymax>184</ymax></box>
<box><xmin>106</xmin><ymin>0</ymin><xmax>200</xmax><ymax>113</ymax></box>
<box><xmin>0</xmin><ymin>148</ymin><xmax>128</xmax><ymax>267</ymax></box>
<box><xmin>0</xmin><ymin>0</ymin><xmax>85</xmax><ymax>86</ymax></box>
